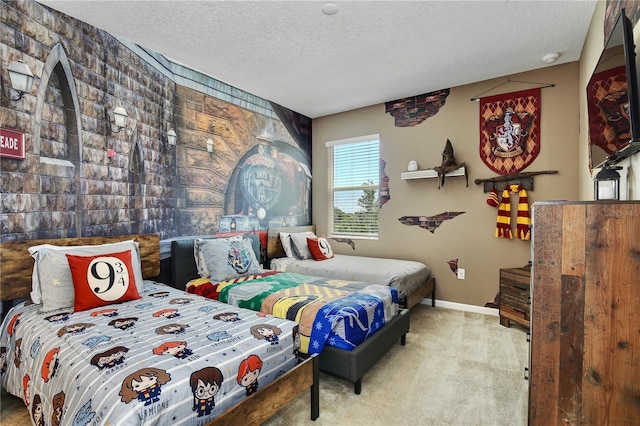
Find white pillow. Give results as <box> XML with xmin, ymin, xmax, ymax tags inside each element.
<box><xmin>279</xmin><ymin>231</ymin><xmax>316</xmax><ymax>258</ymax></box>
<box><xmin>194</xmin><ymin>236</ymin><xmax>242</xmax><ymax>277</ymax></box>
<box><xmin>28</xmin><ymin>240</ymin><xmax>144</xmax><ymax>312</ymax></box>
<box><xmin>199</xmin><ymin>238</ymin><xmax>263</xmax><ymax>282</ymax></box>
<box><xmin>289</xmin><ymin>232</ymin><xmax>316</xmax><ymax>260</ymax></box>
<box><xmin>279</xmin><ymin>232</ymin><xmax>294</xmax><ymax>258</ymax></box>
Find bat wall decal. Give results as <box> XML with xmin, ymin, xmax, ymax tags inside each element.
<box><xmin>398</xmin><ymin>212</ymin><xmax>465</xmax><ymax>233</ymax></box>
<box><xmin>331</xmin><ymin>238</ymin><xmax>356</xmax><ymax>250</ymax></box>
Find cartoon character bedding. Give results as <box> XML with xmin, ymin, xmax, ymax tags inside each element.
<box><xmin>0</xmin><ymin>282</ymin><xmax>300</xmax><ymax>425</ymax></box>
<box><xmin>186</xmin><ymin>271</ymin><xmax>399</xmax><ymax>355</ymax></box>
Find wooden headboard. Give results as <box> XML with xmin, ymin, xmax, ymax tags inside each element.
<box><xmin>266</xmin><ymin>225</ymin><xmax>316</xmax><ymax>259</ymax></box>
<box><xmin>0</xmin><ymin>234</ymin><xmax>160</xmax><ymax>302</ymax></box>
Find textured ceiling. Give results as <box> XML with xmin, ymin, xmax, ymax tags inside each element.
<box><xmin>38</xmin><ymin>0</ymin><xmax>597</xmax><ymax>118</ymax></box>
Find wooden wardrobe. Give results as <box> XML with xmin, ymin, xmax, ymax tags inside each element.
<box><xmin>529</xmin><ymin>201</ymin><xmax>640</xmax><ymax>425</ymax></box>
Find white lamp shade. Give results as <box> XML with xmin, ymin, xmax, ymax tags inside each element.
<box><xmin>206</xmin><ymin>138</ymin><xmax>214</xmax><ymax>153</ymax></box>
<box><xmin>8</xmin><ymin>60</ymin><xmax>34</xmax><ymax>94</ymax></box>
<box><xmin>113</xmin><ymin>106</ymin><xmax>128</xmax><ymax>128</ymax></box>
<box><xmin>167</xmin><ymin>128</ymin><xmax>177</xmax><ymax>145</ymax></box>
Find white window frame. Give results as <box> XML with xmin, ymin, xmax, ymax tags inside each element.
<box><xmin>325</xmin><ymin>134</ymin><xmax>380</xmax><ymax>240</ymax></box>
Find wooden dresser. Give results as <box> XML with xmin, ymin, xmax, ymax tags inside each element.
<box><xmin>529</xmin><ymin>201</ymin><xmax>640</xmax><ymax>425</ymax></box>
<box><xmin>499</xmin><ymin>267</ymin><xmax>530</xmax><ymax>328</ymax></box>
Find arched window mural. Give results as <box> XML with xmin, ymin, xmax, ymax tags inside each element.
<box><xmin>33</xmin><ymin>44</ymin><xmax>83</xmax><ymax>239</ymax></box>
<box><xmin>128</xmin><ymin>132</ymin><xmax>145</xmax><ymax>234</ymax></box>
<box><xmin>2</xmin><ymin>5</ymin><xmax>176</xmax><ymax>242</ymax></box>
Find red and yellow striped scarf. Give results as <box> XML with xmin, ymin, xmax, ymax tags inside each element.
<box><xmin>496</xmin><ymin>184</ymin><xmax>531</xmax><ymax>240</ymax></box>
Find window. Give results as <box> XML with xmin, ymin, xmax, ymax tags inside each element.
<box><xmin>326</xmin><ymin>134</ymin><xmax>380</xmax><ymax>239</ymax></box>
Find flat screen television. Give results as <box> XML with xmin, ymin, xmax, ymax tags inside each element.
<box><xmin>587</xmin><ymin>8</ymin><xmax>640</xmax><ymax>169</ymax></box>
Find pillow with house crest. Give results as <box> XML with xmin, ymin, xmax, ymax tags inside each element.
<box><xmin>198</xmin><ymin>237</ymin><xmax>263</xmax><ymax>282</ymax></box>
<box><xmin>194</xmin><ymin>235</ymin><xmax>242</xmax><ymax>278</ymax></box>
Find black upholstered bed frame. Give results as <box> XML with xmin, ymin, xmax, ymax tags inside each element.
<box><xmin>170</xmin><ymin>236</ymin><xmax>410</xmax><ymax>394</ymax></box>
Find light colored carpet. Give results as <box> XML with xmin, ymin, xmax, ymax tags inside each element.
<box><xmin>1</xmin><ymin>305</ymin><xmax>528</xmax><ymax>426</ymax></box>
<box><xmin>264</xmin><ymin>305</ymin><xmax>529</xmax><ymax>426</ymax></box>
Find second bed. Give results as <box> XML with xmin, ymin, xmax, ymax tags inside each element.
<box><xmin>171</xmin><ymin>235</ymin><xmax>410</xmax><ymax>394</ymax></box>
<box><xmin>267</xmin><ymin>226</ymin><xmax>436</xmax><ymax>309</ymax></box>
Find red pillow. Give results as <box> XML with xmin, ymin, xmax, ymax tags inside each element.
<box><xmin>307</xmin><ymin>237</ymin><xmax>334</xmax><ymax>261</ymax></box>
<box><xmin>66</xmin><ymin>250</ymin><xmax>141</xmax><ymax>312</ymax></box>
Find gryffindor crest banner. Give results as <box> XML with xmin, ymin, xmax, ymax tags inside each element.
<box><xmin>479</xmin><ymin>88</ymin><xmax>541</xmax><ymax>175</ymax></box>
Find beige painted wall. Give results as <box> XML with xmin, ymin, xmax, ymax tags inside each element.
<box><xmin>312</xmin><ymin>63</ymin><xmax>581</xmax><ymax>307</ymax></box>
<box><xmin>578</xmin><ymin>0</ymin><xmax>606</xmax><ymax>200</ymax></box>
<box><xmin>579</xmin><ymin>1</ymin><xmax>640</xmax><ymax>200</ymax></box>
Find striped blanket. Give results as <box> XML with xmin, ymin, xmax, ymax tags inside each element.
<box><xmin>187</xmin><ymin>271</ymin><xmax>399</xmax><ymax>355</ymax></box>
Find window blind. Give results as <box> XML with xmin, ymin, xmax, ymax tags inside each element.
<box><xmin>326</xmin><ymin>135</ymin><xmax>380</xmax><ymax>238</ymax></box>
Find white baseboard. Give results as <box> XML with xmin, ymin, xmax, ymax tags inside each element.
<box><xmin>422</xmin><ymin>299</ymin><xmax>499</xmax><ymax>316</ymax></box>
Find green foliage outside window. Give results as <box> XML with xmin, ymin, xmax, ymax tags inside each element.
<box><xmin>332</xmin><ymin>180</ymin><xmax>378</xmax><ymax>235</ymax></box>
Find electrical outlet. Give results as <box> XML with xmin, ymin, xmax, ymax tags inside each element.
<box><xmin>457</xmin><ymin>268</ymin><xmax>465</xmax><ymax>279</ymax></box>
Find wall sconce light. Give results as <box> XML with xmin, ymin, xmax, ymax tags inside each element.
<box><xmin>1</xmin><ymin>60</ymin><xmax>35</xmax><ymax>101</ymax></box>
<box><xmin>110</xmin><ymin>106</ymin><xmax>128</xmax><ymax>133</ymax></box>
<box><xmin>594</xmin><ymin>164</ymin><xmax>621</xmax><ymax>200</ymax></box>
<box><xmin>230</xmin><ymin>217</ymin><xmax>237</xmax><ymax>230</ymax></box>
<box><xmin>166</xmin><ymin>128</ymin><xmax>177</xmax><ymax>146</ymax></box>
<box><xmin>206</xmin><ymin>138</ymin><xmax>214</xmax><ymax>156</ymax></box>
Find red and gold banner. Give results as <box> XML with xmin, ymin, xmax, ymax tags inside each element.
<box><xmin>586</xmin><ymin>66</ymin><xmax>629</xmax><ymax>156</ymax></box>
<box><xmin>479</xmin><ymin>88</ymin><xmax>541</xmax><ymax>175</ymax></box>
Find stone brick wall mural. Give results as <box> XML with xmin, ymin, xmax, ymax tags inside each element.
<box><xmin>1</xmin><ymin>1</ymin><xmax>176</xmax><ymax>241</ymax></box>
<box><xmin>0</xmin><ymin>0</ymin><xmax>312</xmax><ymax>243</ymax></box>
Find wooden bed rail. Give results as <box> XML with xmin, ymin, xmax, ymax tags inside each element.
<box><xmin>209</xmin><ymin>354</ymin><xmax>319</xmax><ymax>424</ymax></box>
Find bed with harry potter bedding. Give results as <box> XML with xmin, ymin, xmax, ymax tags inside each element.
<box><xmin>0</xmin><ymin>234</ymin><xmax>318</xmax><ymax>426</ymax></box>
<box><xmin>171</xmin><ymin>235</ymin><xmax>411</xmax><ymax>394</ymax></box>
<box><xmin>266</xmin><ymin>226</ymin><xmax>435</xmax><ymax>309</ymax></box>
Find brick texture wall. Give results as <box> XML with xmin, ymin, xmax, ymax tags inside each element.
<box><xmin>1</xmin><ymin>0</ymin><xmax>176</xmax><ymax>241</ymax></box>
<box><xmin>384</xmin><ymin>89</ymin><xmax>451</xmax><ymax>127</ymax></box>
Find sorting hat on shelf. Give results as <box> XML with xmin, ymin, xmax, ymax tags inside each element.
<box><xmin>432</xmin><ymin>139</ymin><xmax>466</xmax><ymax>189</ymax></box>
